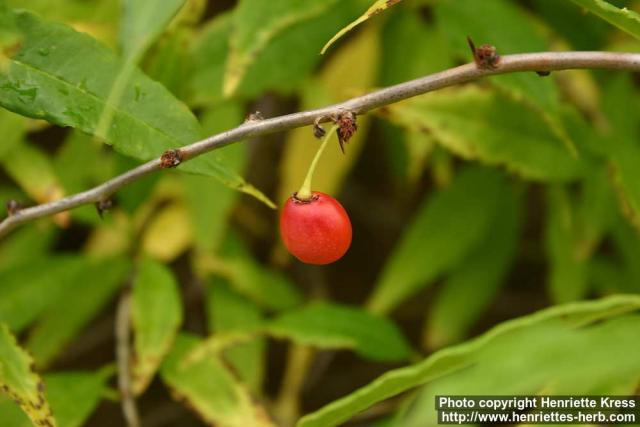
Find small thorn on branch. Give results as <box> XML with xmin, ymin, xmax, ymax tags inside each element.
<box><xmin>95</xmin><ymin>198</ymin><xmax>113</xmax><ymax>218</ymax></box>
<box><xmin>160</xmin><ymin>149</ymin><xmax>182</xmax><ymax>168</ymax></box>
<box><xmin>536</xmin><ymin>70</ymin><xmax>551</xmax><ymax>77</ymax></box>
<box><xmin>467</xmin><ymin>36</ymin><xmax>500</xmax><ymax>70</ymax></box>
<box><xmin>1</xmin><ymin>51</ymin><xmax>640</xmax><ymax>238</ymax></box>
<box><xmin>245</xmin><ymin>111</ymin><xmax>264</xmax><ymax>123</ymax></box>
<box><xmin>6</xmin><ymin>200</ymin><xmax>22</xmax><ymax>216</ymax></box>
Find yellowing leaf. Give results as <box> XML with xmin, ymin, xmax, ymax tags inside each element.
<box><xmin>2</xmin><ymin>144</ymin><xmax>59</xmax><ymax>202</ymax></box>
<box><xmin>161</xmin><ymin>333</ymin><xmax>275</xmax><ymax>427</ymax></box>
<box><xmin>0</xmin><ymin>324</ymin><xmax>56</xmax><ymax>427</ymax></box>
<box><xmin>320</xmin><ymin>0</ymin><xmax>401</xmax><ymax>54</ymax></box>
<box><xmin>142</xmin><ymin>203</ymin><xmax>193</xmax><ymax>262</ymax></box>
<box><xmin>0</xmin><ymin>370</ymin><xmax>111</xmax><ymax>427</ymax></box>
<box><xmin>84</xmin><ymin>212</ymin><xmax>132</xmax><ymax>257</ymax></box>
<box><xmin>380</xmin><ymin>86</ymin><xmax>584</xmax><ymax>182</ymax></box>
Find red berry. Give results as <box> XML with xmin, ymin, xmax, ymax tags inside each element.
<box><xmin>280</xmin><ymin>191</ymin><xmax>352</xmax><ymax>265</ymax></box>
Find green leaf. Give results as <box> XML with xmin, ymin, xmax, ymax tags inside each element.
<box><xmin>184</xmin><ymin>103</ymin><xmax>246</xmax><ymax>252</ymax></box>
<box><xmin>55</xmin><ymin>132</ymin><xmax>113</xmax><ymax>194</ymax></box>
<box><xmin>434</xmin><ymin>0</ymin><xmax>578</xmax><ymax>155</ymax></box>
<box><xmin>0</xmin><ymin>396</ymin><xmax>37</xmax><ymax>425</ymax></box>
<box><xmin>321</xmin><ymin>0</ymin><xmax>402</xmax><ymax>54</ymax></box>
<box><xmin>183</xmin><ymin>174</ymin><xmax>238</xmax><ymax>252</ymax></box>
<box><xmin>217</xmin><ymin>256</ymin><xmax>303</xmax><ymax>311</ymax></box>
<box><xmin>206</xmin><ymin>278</ymin><xmax>265</xmax><ymax>391</ymax></box>
<box><xmin>0</xmin><ymin>256</ymin><xmax>85</xmax><ymax>332</ymax></box>
<box><xmin>2</xmin><ymin>142</ymin><xmax>64</xmax><ymax>206</ymax></box>
<box><xmin>379</xmin><ymin>6</ymin><xmax>452</xmax><ymax>87</ymax></box>
<box><xmin>267</xmin><ymin>302</ymin><xmax>412</xmax><ymax>362</ymax></box>
<box><xmin>0</xmin><ymin>0</ymin><xmax>21</xmax><ymax>67</ymax></box>
<box><xmin>93</xmin><ymin>0</ymin><xmax>187</xmax><ymax>173</ymax></box>
<box><xmin>601</xmin><ymin>75</ymin><xmax>640</xmax><ymax>230</ymax></box>
<box><xmin>434</xmin><ymin>0</ymin><xmax>558</xmax><ymax>111</ymax></box>
<box><xmin>531</xmin><ymin>0</ymin><xmax>612</xmax><ymax>50</ymax></box>
<box><xmin>0</xmin><ymin>9</ymin><xmax>270</xmax><ymax>204</ymax></box>
<box><xmin>224</xmin><ymin>0</ymin><xmax>339</xmax><ymax>96</ymax></box>
<box><xmin>0</xmin><ymin>109</ymin><xmax>24</xmax><ymax>158</ymax></box>
<box><xmin>610</xmin><ymin>218</ymin><xmax>640</xmax><ymax>289</ymax></box>
<box><xmin>4</xmin><ymin>0</ymin><xmax>119</xmax><ymax>41</ymax></box>
<box><xmin>544</xmin><ymin>186</ymin><xmax>589</xmax><ymax>303</ymax></box>
<box><xmin>378</xmin><ymin>8</ymin><xmax>451</xmax><ymax>183</ymax></box>
<box><xmin>190</xmin><ymin>1</ymin><xmax>369</xmax><ymax>104</ymax></box>
<box><xmin>590</xmin><ymin>255</ymin><xmax>635</xmax><ymax>294</ymax></box>
<box><xmin>426</xmin><ymin>185</ymin><xmax>522</xmax><ymax>349</ymax></box>
<box><xmin>188</xmin><ymin>12</ymin><xmax>232</xmax><ymax>106</ymax></box>
<box><xmin>0</xmin><ymin>224</ymin><xmax>56</xmax><ymax>272</ymax></box>
<box><xmin>145</xmin><ymin>26</ymin><xmax>193</xmax><ymax>100</ymax></box>
<box><xmin>119</xmin><ymin>0</ymin><xmax>185</xmax><ymax>60</ymax></box>
<box><xmin>41</xmin><ymin>371</ymin><xmax>109</xmax><ymax>427</ymax></box>
<box><xmin>297</xmin><ymin>295</ymin><xmax>640</xmax><ymax>427</ymax></box>
<box><xmin>367</xmin><ymin>166</ymin><xmax>506</xmax><ymax>314</ymax></box>
<box><xmin>380</xmin><ymin>87</ymin><xmax>584</xmax><ymax>182</ymax></box>
<box><xmin>0</xmin><ymin>324</ymin><xmax>56</xmax><ymax>427</ymax></box>
<box><xmin>0</xmin><ymin>370</ymin><xmax>109</xmax><ymax>427</ymax></box>
<box><xmin>132</xmin><ymin>257</ymin><xmax>183</xmax><ymax>395</ymax></box>
<box><xmin>569</xmin><ymin>0</ymin><xmax>640</xmax><ymax>40</ymax></box>
<box><xmin>574</xmin><ymin>166</ymin><xmax>616</xmax><ymax>257</ymax></box>
<box><xmin>401</xmin><ymin>317</ymin><xmax>640</xmax><ymax>426</ymax></box>
<box><xmin>161</xmin><ymin>333</ymin><xmax>275</xmax><ymax>427</ymax></box>
<box><xmin>26</xmin><ymin>256</ymin><xmax>130</xmax><ymax>367</ymax></box>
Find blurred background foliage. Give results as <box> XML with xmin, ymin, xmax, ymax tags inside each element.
<box><xmin>1</xmin><ymin>0</ymin><xmax>640</xmax><ymax>426</ymax></box>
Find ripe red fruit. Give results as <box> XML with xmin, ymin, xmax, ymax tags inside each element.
<box><xmin>280</xmin><ymin>191</ymin><xmax>352</xmax><ymax>265</ymax></box>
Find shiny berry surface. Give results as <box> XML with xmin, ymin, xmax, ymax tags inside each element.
<box><xmin>280</xmin><ymin>192</ymin><xmax>352</xmax><ymax>265</ymax></box>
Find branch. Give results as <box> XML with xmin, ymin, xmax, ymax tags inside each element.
<box><xmin>116</xmin><ymin>288</ymin><xmax>142</xmax><ymax>427</ymax></box>
<box><xmin>2</xmin><ymin>51</ymin><xmax>640</xmax><ymax>237</ymax></box>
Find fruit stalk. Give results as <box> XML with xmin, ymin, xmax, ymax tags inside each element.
<box><xmin>296</xmin><ymin>124</ymin><xmax>340</xmax><ymax>201</ymax></box>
